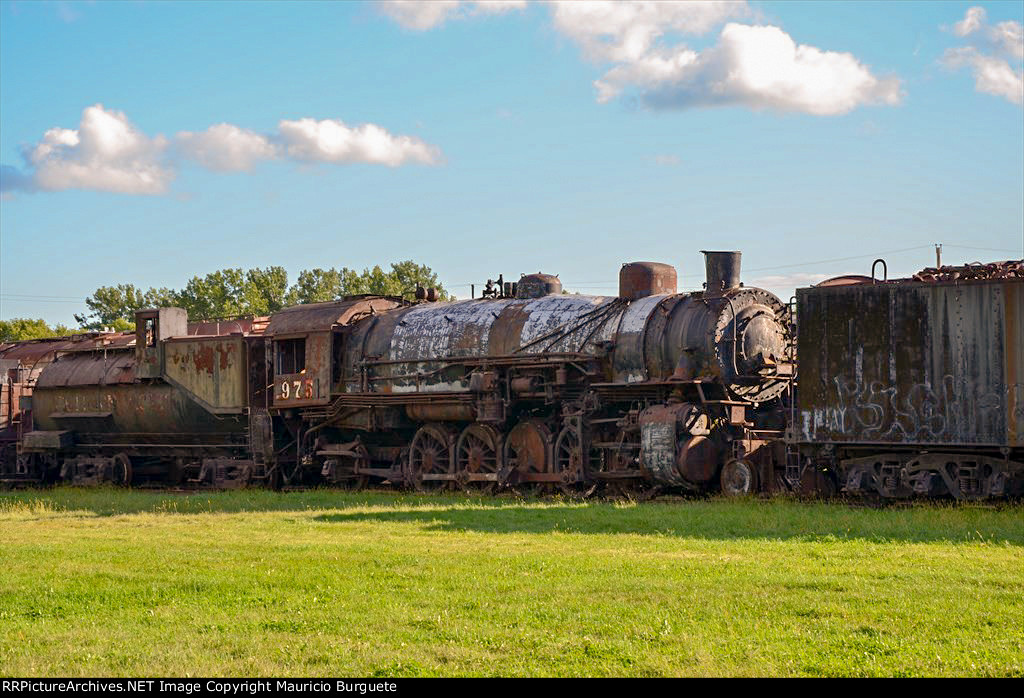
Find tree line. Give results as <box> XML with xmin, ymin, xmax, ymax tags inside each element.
<box><xmin>1</xmin><ymin>261</ymin><xmax>451</xmax><ymax>341</ymax></box>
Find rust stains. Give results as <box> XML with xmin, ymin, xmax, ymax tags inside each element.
<box><xmin>193</xmin><ymin>345</ymin><xmax>216</xmax><ymax>375</ymax></box>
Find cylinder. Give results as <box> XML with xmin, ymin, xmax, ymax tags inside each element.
<box><xmin>702</xmin><ymin>251</ymin><xmax>742</xmax><ymax>295</ymax></box>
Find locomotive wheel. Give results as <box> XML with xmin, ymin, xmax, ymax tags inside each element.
<box><xmin>409</xmin><ymin>424</ymin><xmax>455</xmax><ymax>493</ymax></box>
<box><xmin>455</xmin><ymin>424</ymin><xmax>503</xmax><ymax>495</ymax></box>
<box><xmin>553</xmin><ymin>425</ymin><xmax>597</xmax><ymax>500</ymax></box>
<box><xmin>109</xmin><ymin>453</ymin><xmax>133</xmax><ymax>487</ymax></box>
<box><xmin>341</xmin><ymin>442</ymin><xmax>372</xmax><ymax>491</ymax></box>
<box><xmin>720</xmin><ymin>458</ymin><xmax>757</xmax><ymax>497</ymax></box>
<box><xmin>504</xmin><ymin>420</ymin><xmax>553</xmax><ymax>496</ymax></box>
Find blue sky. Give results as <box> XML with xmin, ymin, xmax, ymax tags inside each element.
<box><xmin>1</xmin><ymin>0</ymin><xmax>1022</xmax><ymax>325</ymax></box>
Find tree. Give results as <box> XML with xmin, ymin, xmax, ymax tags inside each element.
<box><xmin>387</xmin><ymin>260</ymin><xmax>449</xmax><ymax>299</ymax></box>
<box><xmin>176</xmin><ymin>268</ymin><xmax>248</xmax><ymax>321</ymax></box>
<box><xmin>0</xmin><ymin>318</ymin><xmax>73</xmax><ymax>342</ymax></box>
<box><xmin>144</xmin><ymin>287</ymin><xmax>179</xmax><ymax>308</ymax></box>
<box><xmin>75</xmin><ymin>284</ymin><xmax>149</xmax><ymax>330</ymax></box>
<box><xmin>176</xmin><ymin>266</ymin><xmax>290</xmax><ymax>319</ymax></box>
<box><xmin>285</xmin><ymin>268</ymin><xmax>343</xmax><ymax>306</ymax></box>
<box><xmin>286</xmin><ymin>261</ymin><xmax>451</xmax><ymax>304</ymax></box>
<box><xmin>242</xmin><ymin>266</ymin><xmax>289</xmax><ymax>315</ymax></box>
<box><xmin>71</xmin><ymin>260</ymin><xmax>449</xmax><ymax>329</ymax></box>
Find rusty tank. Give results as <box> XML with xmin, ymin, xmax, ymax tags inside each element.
<box><xmin>789</xmin><ymin>260</ymin><xmax>1024</xmax><ymax>499</ymax></box>
<box><xmin>343</xmin><ymin>253</ymin><xmax>791</xmax><ymax>404</ymax></box>
<box><xmin>12</xmin><ymin>310</ymin><xmax>274</xmax><ymax>486</ymax></box>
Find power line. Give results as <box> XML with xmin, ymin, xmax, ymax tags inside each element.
<box><xmin>0</xmin><ymin>296</ymin><xmax>85</xmax><ymax>304</ymax></box>
<box><xmin>743</xmin><ymin>245</ymin><xmax>933</xmax><ymax>273</ymax></box>
<box><xmin>942</xmin><ymin>244</ymin><xmax>1023</xmax><ymax>254</ymax></box>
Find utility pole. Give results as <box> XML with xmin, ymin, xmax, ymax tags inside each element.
<box><xmin>935</xmin><ymin>243</ymin><xmax>942</xmax><ymax>268</ymax></box>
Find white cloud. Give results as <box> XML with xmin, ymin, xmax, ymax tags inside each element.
<box><xmin>992</xmin><ymin>20</ymin><xmax>1024</xmax><ymax>61</ymax></box>
<box><xmin>653</xmin><ymin>154</ymin><xmax>680</xmax><ymax>166</ymax></box>
<box><xmin>176</xmin><ymin>123</ymin><xmax>277</xmax><ymax>172</ymax></box>
<box><xmin>953</xmin><ymin>6</ymin><xmax>986</xmax><ymax>37</ymax></box>
<box><xmin>277</xmin><ymin>118</ymin><xmax>442</xmax><ymax>166</ymax></box>
<box><xmin>3</xmin><ymin>107</ymin><xmax>444</xmax><ymax>195</ymax></box>
<box><xmin>943</xmin><ymin>46</ymin><xmax>1023</xmax><ymax>104</ymax></box>
<box><xmin>377</xmin><ymin>0</ymin><xmax>525</xmax><ymax>31</ymax></box>
<box><xmin>598</xmin><ymin>23</ymin><xmax>903</xmax><ymax>115</ymax></box>
<box><xmin>549</xmin><ymin>0</ymin><xmax>749</xmax><ymax>62</ymax></box>
<box><xmin>176</xmin><ymin>118</ymin><xmax>440</xmax><ymax>170</ymax></box>
<box><xmin>377</xmin><ymin>0</ymin><xmax>900</xmax><ymax>116</ymax></box>
<box><xmin>19</xmin><ymin>104</ymin><xmax>172</xmax><ymax>194</ymax></box>
<box><xmin>943</xmin><ymin>7</ymin><xmax>1023</xmax><ymax>105</ymax></box>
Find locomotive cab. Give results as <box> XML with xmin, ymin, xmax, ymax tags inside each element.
<box><xmin>265</xmin><ymin>297</ymin><xmax>407</xmax><ymax>409</ymax></box>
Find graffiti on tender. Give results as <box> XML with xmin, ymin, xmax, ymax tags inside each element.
<box><xmin>802</xmin><ymin>374</ymin><xmax>1003</xmax><ymax>444</ymax></box>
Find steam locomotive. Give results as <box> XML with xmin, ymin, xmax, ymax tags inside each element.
<box><xmin>2</xmin><ymin>252</ymin><xmax>1021</xmax><ymax>500</ymax></box>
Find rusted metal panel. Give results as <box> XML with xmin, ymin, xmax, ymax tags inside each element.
<box><xmin>0</xmin><ymin>339</ymin><xmax>77</xmax><ymax>364</ymax></box>
<box><xmin>136</xmin><ymin>308</ymin><xmax>188</xmax><ymax>379</ymax></box>
<box><xmin>611</xmin><ymin>293</ymin><xmax>668</xmax><ymax>383</ymax></box>
<box><xmin>164</xmin><ymin>335</ymin><xmax>247</xmax><ymax>412</ymax></box>
<box><xmin>516</xmin><ymin>273</ymin><xmax>562</xmax><ymax>299</ymax></box>
<box><xmin>638</xmin><ymin>403</ymin><xmax>716</xmax><ymax>487</ymax></box>
<box><xmin>513</xmin><ymin>294</ymin><xmax>617</xmax><ymax>354</ymax></box>
<box><xmin>272</xmin><ymin>330</ymin><xmax>331</xmax><ymax>407</ymax></box>
<box><xmin>32</xmin><ymin>382</ymin><xmax>245</xmax><ymax>435</ymax></box>
<box><xmin>619</xmin><ymin>262</ymin><xmax>677</xmax><ymax>300</ymax></box>
<box><xmin>389</xmin><ymin>301</ymin><xmax>499</xmax><ymax>362</ymax></box>
<box><xmin>797</xmin><ymin>277</ymin><xmax>1020</xmax><ymax>447</ymax></box>
<box><xmin>36</xmin><ymin>350</ymin><xmax>137</xmax><ymax>387</ymax></box>
<box><xmin>1003</xmin><ymin>280</ymin><xmax>1023</xmax><ymax>447</ymax></box>
<box><xmin>265</xmin><ymin>297</ymin><xmax>404</xmax><ymax>335</ymax></box>
<box><xmin>407</xmin><ymin>403</ymin><xmax>476</xmax><ymax>422</ymax></box>
<box><xmin>0</xmin><ymin>332</ymin><xmax>133</xmax><ymax>365</ymax></box>
<box><xmin>21</xmin><ymin>430</ymin><xmax>73</xmax><ymax>450</ymax></box>
<box><xmin>369</xmin><ymin>295</ymin><xmax>623</xmax><ymax>394</ymax></box>
<box><xmin>385</xmin><ymin>295</ymin><xmax>620</xmax><ymax>362</ymax></box>
<box><xmin>639</xmin><ymin>407</ymin><xmax>682</xmax><ymax>485</ymax></box>
<box><xmin>33</xmin><ymin>342</ymin><xmax>247</xmax><ymax>434</ymax></box>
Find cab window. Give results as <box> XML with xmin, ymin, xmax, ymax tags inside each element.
<box><xmin>276</xmin><ymin>338</ymin><xmax>305</xmax><ymax>375</ymax></box>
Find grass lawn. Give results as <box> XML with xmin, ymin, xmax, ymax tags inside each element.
<box><xmin>0</xmin><ymin>488</ymin><xmax>1021</xmax><ymax>677</ymax></box>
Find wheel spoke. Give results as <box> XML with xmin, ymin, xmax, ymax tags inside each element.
<box><xmin>456</xmin><ymin>425</ymin><xmax>502</xmax><ymax>494</ymax></box>
<box><xmin>554</xmin><ymin>424</ymin><xmax>595</xmax><ymax>499</ymax></box>
<box><xmin>410</xmin><ymin>425</ymin><xmax>452</xmax><ymax>492</ymax></box>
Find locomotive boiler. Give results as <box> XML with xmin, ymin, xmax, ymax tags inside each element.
<box><xmin>274</xmin><ymin>251</ymin><xmax>793</xmax><ymax>495</ymax></box>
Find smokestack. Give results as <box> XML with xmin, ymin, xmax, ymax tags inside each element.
<box><xmin>701</xmin><ymin>251</ymin><xmax>742</xmax><ymax>295</ymax></box>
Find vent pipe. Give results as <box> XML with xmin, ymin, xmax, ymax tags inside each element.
<box><xmin>701</xmin><ymin>251</ymin><xmax>742</xmax><ymax>295</ymax></box>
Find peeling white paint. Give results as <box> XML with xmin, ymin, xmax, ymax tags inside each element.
<box><xmin>619</xmin><ymin>294</ymin><xmax>668</xmax><ymax>334</ymax></box>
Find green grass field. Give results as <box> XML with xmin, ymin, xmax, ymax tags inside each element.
<box><xmin>1</xmin><ymin>488</ymin><xmax>1022</xmax><ymax>677</ymax></box>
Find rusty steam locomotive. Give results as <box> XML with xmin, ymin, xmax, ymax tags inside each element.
<box><xmin>2</xmin><ymin>251</ymin><xmax>1021</xmax><ymax>500</ymax></box>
